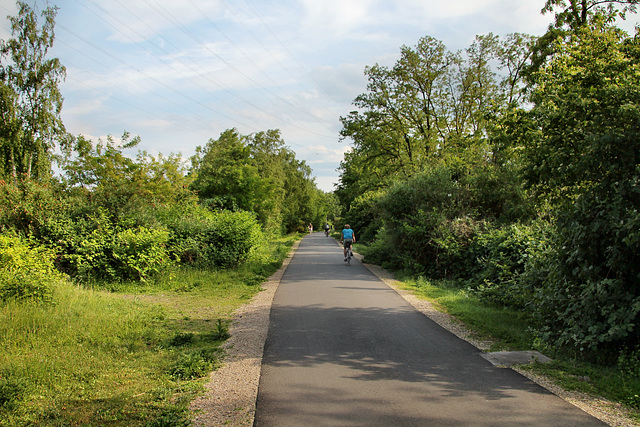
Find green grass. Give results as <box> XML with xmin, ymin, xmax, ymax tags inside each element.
<box><xmin>398</xmin><ymin>276</ymin><xmax>536</xmax><ymax>351</ymax></box>
<box><xmin>396</xmin><ymin>274</ymin><xmax>640</xmax><ymax>422</ymax></box>
<box><xmin>0</xmin><ymin>233</ymin><xmax>299</xmax><ymax>426</ymax></box>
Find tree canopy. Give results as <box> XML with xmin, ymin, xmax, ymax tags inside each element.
<box><xmin>0</xmin><ymin>1</ymin><xmax>67</xmax><ymax>181</ymax></box>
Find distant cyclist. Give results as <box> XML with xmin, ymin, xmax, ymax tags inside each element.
<box><xmin>340</xmin><ymin>224</ymin><xmax>356</xmax><ymax>262</ymax></box>
<box><xmin>324</xmin><ymin>223</ymin><xmax>330</xmax><ymax>236</ymax></box>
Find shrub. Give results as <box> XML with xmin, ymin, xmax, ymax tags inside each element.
<box><xmin>534</xmin><ymin>183</ymin><xmax>640</xmax><ymax>351</ymax></box>
<box><xmin>467</xmin><ymin>221</ymin><xmax>552</xmax><ymax>309</ymax></box>
<box><xmin>202</xmin><ymin>210</ymin><xmax>262</xmax><ymax>267</ymax></box>
<box><xmin>113</xmin><ymin>227</ymin><xmax>171</xmax><ymax>282</ymax></box>
<box><xmin>0</xmin><ymin>234</ymin><xmax>64</xmax><ymax>302</ymax></box>
<box><xmin>56</xmin><ymin>208</ymin><xmax>119</xmax><ymax>281</ymax></box>
<box><xmin>0</xmin><ymin>180</ymin><xmax>64</xmax><ymax>238</ymax></box>
<box><xmin>158</xmin><ymin>205</ymin><xmax>262</xmax><ymax>268</ymax></box>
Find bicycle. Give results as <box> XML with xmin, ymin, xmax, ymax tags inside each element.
<box><xmin>325</xmin><ymin>228</ymin><xmax>330</xmax><ymax>237</ymax></box>
<box><xmin>345</xmin><ymin>243</ymin><xmax>353</xmax><ymax>265</ymax></box>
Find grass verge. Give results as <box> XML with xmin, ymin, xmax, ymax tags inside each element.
<box><xmin>0</xmin><ymin>233</ymin><xmax>299</xmax><ymax>427</ymax></box>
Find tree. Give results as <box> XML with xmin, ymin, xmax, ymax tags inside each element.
<box><xmin>190</xmin><ymin>129</ymin><xmax>268</xmax><ymax>214</ymax></box>
<box><xmin>190</xmin><ymin>128</ymin><xmax>321</xmax><ymax>233</ymax></box>
<box><xmin>61</xmin><ymin>131</ymin><xmax>193</xmax><ymax>223</ymax></box>
<box><xmin>494</xmin><ymin>33</ymin><xmax>536</xmax><ymax>106</ymax></box>
<box><xmin>542</xmin><ymin>0</ymin><xmax>639</xmax><ymax>30</ymax></box>
<box><xmin>0</xmin><ymin>1</ymin><xmax>67</xmax><ymax>181</ymax></box>
<box><xmin>338</xmin><ymin>34</ymin><xmax>523</xmax><ymax>205</ymax></box>
<box><xmin>526</xmin><ymin>0</ymin><xmax>639</xmax><ymax>80</ymax></box>
<box><xmin>523</xmin><ymin>21</ymin><xmax>640</xmax><ymax>350</ymax></box>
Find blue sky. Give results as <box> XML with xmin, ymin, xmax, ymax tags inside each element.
<box><xmin>1</xmin><ymin>1</ymin><xmax>636</xmax><ymax>191</ymax></box>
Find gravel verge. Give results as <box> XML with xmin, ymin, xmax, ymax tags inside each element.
<box><xmin>189</xmin><ymin>241</ymin><xmax>638</xmax><ymax>426</ymax></box>
<box><xmin>189</xmin><ymin>240</ymin><xmax>300</xmax><ymax>426</ymax></box>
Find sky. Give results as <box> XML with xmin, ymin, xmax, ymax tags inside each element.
<box><xmin>0</xmin><ymin>1</ymin><xmax>636</xmax><ymax>192</ymax></box>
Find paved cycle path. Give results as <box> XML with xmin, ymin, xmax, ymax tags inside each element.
<box><xmin>254</xmin><ymin>233</ymin><xmax>604</xmax><ymax>426</ymax></box>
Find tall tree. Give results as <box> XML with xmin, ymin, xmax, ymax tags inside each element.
<box><xmin>0</xmin><ymin>1</ymin><xmax>67</xmax><ymax>181</ymax></box>
<box><xmin>190</xmin><ymin>128</ymin><xmax>320</xmax><ymax>233</ymax></box>
<box><xmin>190</xmin><ymin>129</ymin><xmax>268</xmax><ymax>214</ymax></box>
<box><xmin>522</xmin><ymin>21</ymin><xmax>640</xmax><ymax>349</ymax></box>
<box><xmin>338</xmin><ymin>34</ymin><xmax>518</xmax><ymax>202</ymax></box>
<box><xmin>527</xmin><ymin>0</ymin><xmax>639</xmax><ymax>80</ymax></box>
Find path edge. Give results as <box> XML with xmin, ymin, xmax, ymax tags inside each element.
<box><xmin>355</xmin><ymin>253</ymin><xmax>637</xmax><ymax>427</ymax></box>
<box><xmin>189</xmin><ymin>238</ymin><xmax>302</xmax><ymax>426</ymax></box>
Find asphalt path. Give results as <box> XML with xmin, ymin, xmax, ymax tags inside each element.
<box><xmin>254</xmin><ymin>233</ymin><xmax>604</xmax><ymax>426</ymax></box>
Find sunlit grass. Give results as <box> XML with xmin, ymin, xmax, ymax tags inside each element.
<box><xmin>0</xmin><ymin>233</ymin><xmax>299</xmax><ymax>426</ymax></box>
<box><xmin>0</xmin><ymin>281</ymin><xmax>179</xmax><ymax>426</ymax></box>
<box><xmin>398</xmin><ymin>276</ymin><xmax>535</xmax><ymax>351</ymax></box>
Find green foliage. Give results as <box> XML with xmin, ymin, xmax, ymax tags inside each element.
<box><xmin>535</xmin><ymin>189</ymin><xmax>640</xmax><ymax>350</ymax></box>
<box><xmin>190</xmin><ymin>128</ymin><xmax>324</xmax><ymax>233</ymax></box>
<box><xmin>55</xmin><ymin>208</ymin><xmax>119</xmax><ymax>281</ymax></box>
<box><xmin>169</xmin><ymin>347</ymin><xmax>222</xmax><ymax>380</ymax></box>
<box><xmin>467</xmin><ymin>220</ymin><xmax>553</xmax><ymax>309</ymax></box>
<box><xmin>202</xmin><ymin>210</ymin><xmax>262</xmax><ymax>268</ymax></box>
<box><xmin>113</xmin><ymin>227</ymin><xmax>171</xmax><ymax>282</ymax></box>
<box><xmin>0</xmin><ymin>1</ymin><xmax>67</xmax><ymax>181</ymax></box>
<box><xmin>0</xmin><ymin>234</ymin><xmax>62</xmax><ymax>302</ymax></box>
<box><xmin>342</xmin><ymin>189</ymin><xmax>385</xmax><ymax>243</ymax></box>
<box><xmin>0</xmin><ymin>178</ymin><xmax>65</xmax><ymax>237</ymax></box>
<box><xmin>61</xmin><ymin>132</ymin><xmax>194</xmax><ymax>225</ymax></box>
<box><xmin>370</xmin><ymin>165</ymin><xmax>507</xmax><ymax>277</ymax></box>
<box><xmin>522</xmin><ymin>24</ymin><xmax>640</xmax><ymax>351</ymax></box>
<box><xmin>336</xmin><ymin>32</ymin><xmax>532</xmax><ymax>204</ymax></box>
<box><xmin>190</xmin><ymin>129</ymin><xmax>268</xmax><ymax>214</ymax></box>
<box><xmin>158</xmin><ymin>203</ymin><xmax>263</xmax><ymax>268</ymax></box>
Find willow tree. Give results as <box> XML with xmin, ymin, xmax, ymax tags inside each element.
<box><xmin>0</xmin><ymin>1</ymin><xmax>67</xmax><ymax>181</ymax></box>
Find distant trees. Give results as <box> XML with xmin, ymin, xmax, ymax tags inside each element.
<box><xmin>0</xmin><ymin>1</ymin><xmax>67</xmax><ymax>181</ymax></box>
<box><xmin>190</xmin><ymin>128</ymin><xmax>330</xmax><ymax>234</ymax></box>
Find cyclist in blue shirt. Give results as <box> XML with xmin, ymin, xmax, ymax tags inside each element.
<box><xmin>341</xmin><ymin>224</ymin><xmax>356</xmax><ymax>261</ymax></box>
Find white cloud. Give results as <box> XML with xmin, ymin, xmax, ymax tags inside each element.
<box><xmin>7</xmin><ymin>0</ymin><xmax>628</xmax><ymax>194</ymax></box>
<box><xmin>92</xmin><ymin>0</ymin><xmax>225</xmax><ymax>44</ymax></box>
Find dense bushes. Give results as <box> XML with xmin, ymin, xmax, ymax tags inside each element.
<box><xmin>0</xmin><ymin>179</ymin><xmax>264</xmax><ymax>285</ymax></box>
<box><xmin>467</xmin><ymin>221</ymin><xmax>553</xmax><ymax>309</ymax></box>
<box><xmin>0</xmin><ymin>234</ymin><xmax>63</xmax><ymax>302</ymax></box>
<box><xmin>535</xmin><ymin>185</ymin><xmax>640</xmax><ymax>350</ymax></box>
<box><xmin>361</xmin><ymin>164</ymin><xmax>526</xmax><ymax>278</ymax></box>
<box><xmin>158</xmin><ymin>204</ymin><xmax>262</xmax><ymax>268</ymax></box>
